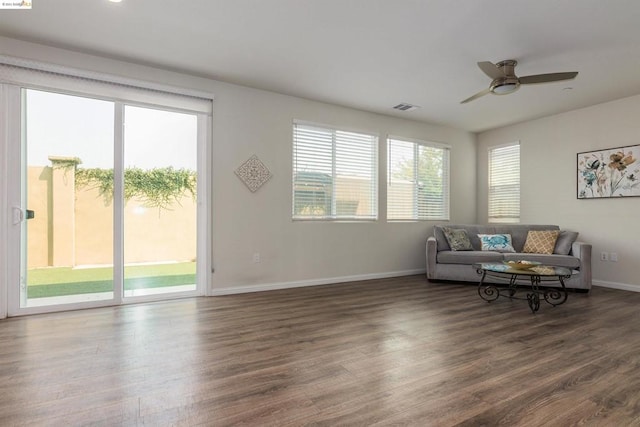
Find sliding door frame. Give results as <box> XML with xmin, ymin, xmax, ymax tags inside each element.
<box><xmin>0</xmin><ymin>64</ymin><xmax>213</xmax><ymax>317</ymax></box>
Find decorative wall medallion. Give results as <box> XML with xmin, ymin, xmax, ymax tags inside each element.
<box><xmin>235</xmin><ymin>155</ymin><xmax>272</xmax><ymax>192</ymax></box>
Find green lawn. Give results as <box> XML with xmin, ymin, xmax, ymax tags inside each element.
<box><xmin>27</xmin><ymin>262</ymin><xmax>196</xmax><ymax>298</ymax></box>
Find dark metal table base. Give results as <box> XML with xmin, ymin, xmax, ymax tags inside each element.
<box><xmin>477</xmin><ymin>269</ymin><xmax>569</xmax><ymax>313</ymax></box>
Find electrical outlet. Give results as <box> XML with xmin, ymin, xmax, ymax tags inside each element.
<box><xmin>610</xmin><ymin>252</ymin><xmax>618</xmax><ymax>262</ymax></box>
<box><xmin>252</xmin><ymin>252</ymin><xmax>261</xmax><ymax>263</ymax></box>
<box><xmin>600</xmin><ymin>252</ymin><xmax>608</xmax><ymax>261</ymax></box>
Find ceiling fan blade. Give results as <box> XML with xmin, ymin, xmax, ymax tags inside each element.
<box><xmin>477</xmin><ymin>61</ymin><xmax>504</xmax><ymax>79</ymax></box>
<box><xmin>519</xmin><ymin>72</ymin><xmax>578</xmax><ymax>84</ymax></box>
<box><xmin>461</xmin><ymin>88</ymin><xmax>491</xmax><ymax>104</ymax></box>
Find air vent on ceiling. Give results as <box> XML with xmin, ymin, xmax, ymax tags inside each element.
<box><xmin>392</xmin><ymin>103</ymin><xmax>420</xmax><ymax>112</ymax></box>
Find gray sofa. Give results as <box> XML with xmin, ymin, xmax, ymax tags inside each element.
<box><xmin>426</xmin><ymin>224</ymin><xmax>592</xmax><ymax>291</ymax></box>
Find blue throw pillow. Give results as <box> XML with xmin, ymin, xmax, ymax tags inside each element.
<box><xmin>478</xmin><ymin>234</ymin><xmax>516</xmax><ymax>253</ymax></box>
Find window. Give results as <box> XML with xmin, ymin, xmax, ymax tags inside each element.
<box><xmin>387</xmin><ymin>137</ymin><xmax>450</xmax><ymax>221</ymax></box>
<box><xmin>292</xmin><ymin>122</ymin><xmax>378</xmax><ymax>220</ymax></box>
<box><xmin>488</xmin><ymin>143</ymin><xmax>520</xmax><ymax>223</ymax></box>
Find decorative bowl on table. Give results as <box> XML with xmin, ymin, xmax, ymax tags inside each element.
<box><xmin>503</xmin><ymin>260</ymin><xmax>541</xmax><ymax>270</ymax></box>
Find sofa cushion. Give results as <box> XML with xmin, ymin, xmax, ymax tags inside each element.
<box><xmin>522</xmin><ymin>230</ymin><xmax>561</xmax><ymax>254</ymax></box>
<box><xmin>494</xmin><ymin>225</ymin><xmax>560</xmax><ymax>252</ymax></box>
<box><xmin>437</xmin><ymin>250</ymin><xmax>504</xmax><ymax>265</ymax></box>
<box><xmin>478</xmin><ymin>234</ymin><xmax>516</xmax><ymax>253</ymax></box>
<box><xmin>554</xmin><ymin>231</ymin><xmax>579</xmax><ymax>255</ymax></box>
<box><xmin>433</xmin><ymin>226</ymin><xmax>450</xmax><ymax>250</ymax></box>
<box><xmin>434</xmin><ymin>224</ymin><xmax>561</xmax><ymax>252</ymax></box>
<box><xmin>442</xmin><ymin>227</ymin><xmax>473</xmax><ymax>251</ymax></box>
<box><xmin>434</xmin><ymin>225</ymin><xmax>495</xmax><ymax>251</ymax></box>
<box><xmin>503</xmin><ymin>253</ymin><xmax>580</xmax><ymax>269</ymax></box>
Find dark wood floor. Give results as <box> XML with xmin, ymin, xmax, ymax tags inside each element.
<box><xmin>1</xmin><ymin>276</ymin><xmax>639</xmax><ymax>426</ymax></box>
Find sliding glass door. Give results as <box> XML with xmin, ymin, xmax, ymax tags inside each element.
<box><xmin>5</xmin><ymin>84</ymin><xmax>208</xmax><ymax>315</ymax></box>
<box><xmin>123</xmin><ymin>105</ymin><xmax>198</xmax><ymax>298</ymax></box>
<box><xmin>20</xmin><ymin>89</ymin><xmax>116</xmax><ymax>308</ymax></box>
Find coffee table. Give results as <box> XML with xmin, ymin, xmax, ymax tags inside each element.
<box><xmin>475</xmin><ymin>262</ymin><xmax>572</xmax><ymax>313</ymax></box>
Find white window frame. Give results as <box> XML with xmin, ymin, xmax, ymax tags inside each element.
<box><xmin>292</xmin><ymin>121</ymin><xmax>378</xmax><ymax>221</ymax></box>
<box><xmin>387</xmin><ymin>136</ymin><xmax>450</xmax><ymax>221</ymax></box>
<box><xmin>488</xmin><ymin>142</ymin><xmax>520</xmax><ymax>223</ymax></box>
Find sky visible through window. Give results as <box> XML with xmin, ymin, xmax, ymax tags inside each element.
<box><xmin>26</xmin><ymin>89</ymin><xmax>197</xmax><ymax>170</ymax></box>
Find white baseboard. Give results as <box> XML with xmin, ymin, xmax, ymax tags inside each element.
<box><xmin>593</xmin><ymin>280</ymin><xmax>640</xmax><ymax>292</ymax></box>
<box><xmin>210</xmin><ymin>269</ymin><xmax>426</xmax><ymax>296</ymax></box>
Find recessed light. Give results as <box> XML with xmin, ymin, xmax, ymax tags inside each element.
<box><xmin>109</xmin><ymin>0</ymin><xmax>122</xmax><ymax>3</ymax></box>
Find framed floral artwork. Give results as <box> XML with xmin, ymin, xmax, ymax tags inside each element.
<box><xmin>577</xmin><ymin>145</ymin><xmax>640</xmax><ymax>199</ymax></box>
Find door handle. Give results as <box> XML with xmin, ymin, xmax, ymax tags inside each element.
<box><xmin>12</xmin><ymin>206</ymin><xmax>23</xmax><ymax>225</ymax></box>
<box><xmin>11</xmin><ymin>207</ymin><xmax>34</xmax><ymax>224</ymax></box>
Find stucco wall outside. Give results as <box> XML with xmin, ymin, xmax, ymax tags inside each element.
<box><xmin>27</xmin><ymin>164</ymin><xmax>196</xmax><ymax>268</ymax></box>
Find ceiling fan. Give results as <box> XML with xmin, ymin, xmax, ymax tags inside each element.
<box><xmin>461</xmin><ymin>60</ymin><xmax>578</xmax><ymax>104</ymax></box>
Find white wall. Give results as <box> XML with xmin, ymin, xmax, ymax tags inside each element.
<box><xmin>477</xmin><ymin>95</ymin><xmax>640</xmax><ymax>290</ymax></box>
<box><xmin>1</xmin><ymin>37</ymin><xmax>477</xmax><ymax>294</ymax></box>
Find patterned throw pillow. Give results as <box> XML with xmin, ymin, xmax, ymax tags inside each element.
<box><xmin>522</xmin><ymin>230</ymin><xmax>561</xmax><ymax>254</ymax></box>
<box><xmin>478</xmin><ymin>234</ymin><xmax>516</xmax><ymax>253</ymax></box>
<box><xmin>442</xmin><ymin>227</ymin><xmax>473</xmax><ymax>251</ymax></box>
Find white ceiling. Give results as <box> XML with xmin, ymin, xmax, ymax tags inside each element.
<box><xmin>2</xmin><ymin>0</ymin><xmax>640</xmax><ymax>132</ymax></box>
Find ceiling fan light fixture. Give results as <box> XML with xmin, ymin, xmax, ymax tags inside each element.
<box><xmin>490</xmin><ymin>77</ymin><xmax>520</xmax><ymax>95</ymax></box>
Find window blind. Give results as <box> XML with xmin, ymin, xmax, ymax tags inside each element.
<box><xmin>292</xmin><ymin>122</ymin><xmax>378</xmax><ymax>220</ymax></box>
<box><xmin>488</xmin><ymin>143</ymin><xmax>520</xmax><ymax>223</ymax></box>
<box><xmin>0</xmin><ymin>56</ymin><xmax>213</xmax><ymax>114</ymax></box>
<box><xmin>387</xmin><ymin>137</ymin><xmax>450</xmax><ymax>221</ymax></box>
